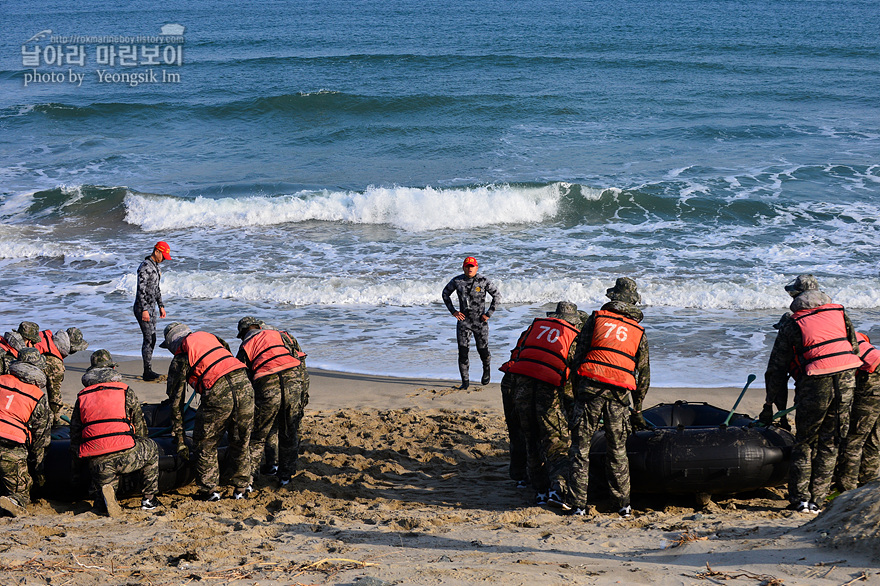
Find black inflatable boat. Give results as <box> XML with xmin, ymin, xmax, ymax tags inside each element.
<box><xmin>590</xmin><ymin>401</ymin><xmax>795</xmax><ymax>495</ymax></box>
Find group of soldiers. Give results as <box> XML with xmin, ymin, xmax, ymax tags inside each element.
<box><xmin>498</xmin><ymin>274</ymin><xmax>880</xmax><ymax>517</ymax></box>
<box><xmin>0</xmin><ymin>316</ymin><xmax>309</xmax><ymax>517</ymax></box>
<box><xmin>498</xmin><ymin>277</ymin><xmax>648</xmax><ymax>517</ymax></box>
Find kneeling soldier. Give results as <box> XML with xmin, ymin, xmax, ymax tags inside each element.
<box><xmin>0</xmin><ymin>348</ymin><xmax>51</xmax><ymax>517</ymax></box>
<box><xmin>70</xmin><ymin>350</ymin><xmax>161</xmax><ymax>516</ymax></box>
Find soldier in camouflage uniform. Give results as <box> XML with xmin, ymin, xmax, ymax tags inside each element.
<box><xmin>508</xmin><ymin>301</ymin><xmax>583</xmax><ymax>507</ymax></box>
<box><xmin>860</xmin><ymin>416</ymin><xmax>880</xmax><ymax>484</ymax></box>
<box><xmin>134</xmin><ymin>241</ymin><xmax>171</xmax><ymax>381</ymax></box>
<box><xmin>442</xmin><ymin>256</ymin><xmax>501</xmax><ymax>389</ymax></box>
<box><xmin>162</xmin><ymin>322</ymin><xmax>254</xmax><ymax>501</ymax></box>
<box><xmin>763</xmin><ymin>275</ymin><xmax>859</xmax><ymax>513</ymax></box>
<box><xmin>236</xmin><ymin>317</ymin><xmax>309</xmax><ymax>486</ymax></box>
<box><xmin>69</xmin><ymin>351</ymin><xmax>161</xmax><ymax>516</ymax></box>
<box><xmin>836</xmin><ymin>333</ymin><xmax>880</xmax><ymax>491</ymax></box>
<box><xmin>567</xmin><ymin>278</ymin><xmax>650</xmax><ymax>518</ymax></box>
<box><xmin>0</xmin><ymin>348</ymin><xmax>51</xmax><ymax>517</ymax></box>
<box><xmin>35</xmin><ymin>327</ymin><xmax>89</xmax><ymax>426</ymax></box>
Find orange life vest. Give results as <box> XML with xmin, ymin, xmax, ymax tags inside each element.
<box><xmin>76</xmin><ymin>382</ymin><xmax>136</xmax><ymax>457</ymax></box>
<box><xmin>35</xmin><ymin>330</ymin><xmax>63</xmax><ymax>361</ymax></box>
<box><xmin>857</xmin><ymin>332</ymin><xmax>880</xmax><ymax>374</ymax></box>
<box><xmin>240</xmin><ymin>330</ymin><xmax>301</xmax><ymax>380</ymax></box>
<box><xmin>0</xmin><ymin>374</ymin><xmax>43</xmax><ymax>444</ymax></box>
<box><xmin>576</xmin><ymin>310</ymin><xmax>644</xmax><ymax>391</ymax></box>
<box><xmin>181</xmin><ymin>332</ymin><xmax>245</xmax><ymax>393</ymax></box>
<box><xmin>506</xmin><ymin>318</ymin><xmax>580</xmax><ymax>386</ymax></box>
<box><xmin>792</xmin><ymin>304</ymin><xmax>861</xmax><ymax>377</ymax></box>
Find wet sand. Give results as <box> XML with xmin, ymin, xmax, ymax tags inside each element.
<box><xmin>0</xmin><ymin>358</ymin><xmax>876</xmax><ymax>585</ymax></box>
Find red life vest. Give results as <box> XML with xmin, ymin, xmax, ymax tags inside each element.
<box><xmin>792</xmin><ymin>304</ymin><xmax>861</xmax><ymax>376</ymax></box>
<box><xmin>506</xmin><ymin>318</ymin><xmax>580</xmax><ymax>386</ymax></box>
<box><xmin>576</xmin><ymin>310</ymin><xmax>645</xmax><ymax>391</ymax></box>
<box><xmin>76</xmin><ymin>382</ymin><xmax>136</xmax><ymax>457</ymax></box>
<box><xmin>35</xmin><ymin>330</ymin><xmax>63</xmax><ymax>361</ymax></box>
<box><xmin>181</xmin><ymin>332</ymin><xmax>245</xmax><ymax>393</ymax></box>
<box><xmin>0</xmin><ymin>373</ymin><xmax>43</xmax><ymax>444</ymax></box>
<box><xmin>857</xmin><ymin>332</ymin><xmax>880</xmax><ymax>374</ymax></box>
<box><xmin>0</xmin><ymin>337</ymin><xmax>19</xmax><ymax>359</ymax></box>
<box><xmin>240</xmin><ymin>330</ymin><xmax>301</xmax><ymax>380</ymax></box>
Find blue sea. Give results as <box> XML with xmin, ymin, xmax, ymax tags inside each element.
<box><xmin>1</xmin><ymin>0</ymin><xmax>879</xmax><ymax>387</ymax></box>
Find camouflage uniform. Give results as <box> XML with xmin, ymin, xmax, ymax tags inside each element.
<box><xmin>509</xmin><ymin>302</ymin><xmax>583</xmax><ymax>496</ymax></box>
<box><xmin>237</xmin><ymin>327</ymin><xmax>310</xmax><ymax>480</ymax></box>
<box><xmin>567</xmin><ymin>283</ymin><xmax>649</xmax><ymax>512</ymax></box>
<box><xmin>442</xmin><ymin>271</ymin><xmax>500</xmax><ymax>385</ymax></box>
<box><xmin>837</xmin><ymin>368</ymin><xmax>880</xmax><ymax>490</ymax></box>
<box><xmin>69</xmin><ymin>376</ymin><xmax>159</xmax><ymax>497</ymax></box>
<box><xmin>764</xmin><ymin>285</ymin><xmax>859</xmax><ymax>506</ymax></box>
<box><xmin>167</xmin><ymin>338</ymin><xmax>254</xmax><ymax>494</ymax></box>
<box><xmin>499</xmin><ymin>372</ymin><xmax>527</xmax><ymax>482</ymax></box>
<box><xmin>44</xmin><ymin>354</ymin><xmax>65</xmax><ymax>419</ymax></box>
<box><xmin>860</xmin><ymin>414</ymin><xmax>880</xmax><ymax>484</ymax></box>
<box><xmin>0</xmin><ymin>351</ymin><xmax>51</xmax><ymax>508</ymax></box>
<box><xmin>134</xmin><ymin>255</ymin><xmax>164</xmax><ymax>375</ymax></box>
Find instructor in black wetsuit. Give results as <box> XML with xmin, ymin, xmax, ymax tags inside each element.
<box><xmin>441</xmin><ymin>256</ymin><xmax>500</xmax><ymax>389</ymax></box>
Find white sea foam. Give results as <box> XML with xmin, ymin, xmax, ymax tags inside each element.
<box><xmin>114</xmin><ymin>269</ymin><xmax>880</xmax><ymax>311</ymax></box>
<box><xmin>123</xmin><ymin>183</ymin><xmax>564</xmax><ymax>232</ymax></box>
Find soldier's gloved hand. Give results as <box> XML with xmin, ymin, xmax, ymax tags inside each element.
<box><xmin>759</xmin><ymin>404</ymin><xmax>775</xmax><ymax>426</ymax></box>
<box><xmin>630</xmin><ymin>412</ymin><xmax>649</xmax><ymax>431</ymax></box>
<box><xmin>176</xmin><ymin>440</ymin><xmax>190</xmax><ymax>461</ymax></box>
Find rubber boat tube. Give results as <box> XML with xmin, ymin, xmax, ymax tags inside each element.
<box><xmin>590</xmin><ymin>401</ymin><xmax>795</xmax><ymax>495</ymax></box>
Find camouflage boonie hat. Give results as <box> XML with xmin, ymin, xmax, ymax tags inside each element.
<box><xmin>605</xmin><ymin>277</ymin><xmax>641</xmax><ymax>305</ymax></box>
<box><xmin>66</xmin><ymin>327</ymin><xmax>88</xmax><ymax>353</ymax></box>
<box><xmin>784</xmin><ymin>274</ymin><xmax>819</xmax><ymax>294</ymax></box>
<box><xmin>82</xmin><ymin>366</ymin><xmax>123</xmax><ymax>387</ymax></box>
<box><xmin>17</xmin><ymin>321</ymin><xmax>40</xmax><ymax>344</ymax></box>
<box><xmin>547</xmin><ymin>301</ymin><xmax>580</xmax><ymax>321</ymax></box>
<box><xmin>10</xmin><ymin>348</ymin><xmax>47</xmax><ymax>387</ymax></box>
<box><xmin>90</xmin><ymin>349</ymin><xmax>118</xmax><ymax>368</ymax></box>
<box><xmin>159</xmin><ymin>322</ymin><xmax>191</xmax><ymax>349</ymax></box>
<box><xmin>3</xmin><ymin>331</ymin><xmax>26</xmax><ymax>352</ymax></box>
<box><xmin>237</xmin><ymin>316</ymin><xmax>262</xmax><ymax>339</ymax></box>
<box><xmin>52</xmin><ymin>330</ymin><xmax>71</xmax><ymax>357</ymax></box>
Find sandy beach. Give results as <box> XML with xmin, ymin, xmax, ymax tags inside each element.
<box><xmin>0</xmin><ymin>357</ymin><xmax>877</xmax><ymax>585</ymax></box>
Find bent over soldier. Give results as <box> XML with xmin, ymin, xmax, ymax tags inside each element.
<box><xmin>836</xmin><ymin>332</ymin><xmax>880</xmax><ymax>491</ymax></box>
<box><xmin>0</xmin><ymin>348</ymin><xmax>51</xmax><ymax>517</ymax></box>
<box><xmin>505</xmin><ymin>301</ymin><xmax>582</xmax><ymax>508</ymax></box>
<box><xmin>442</xmin><ymin>256</ymin><xmax>500</xmax><ymax>389</ymax></box>
<box><xmin>764</xmin><ymin>274</ymin><xmax>860</xmax><ymax>513</ymax></box>
<box><xmin>567</xmin><ymin>278</ymin><xmax>650</xmax><ymax>518</ymax></box>
<box><xmin>69</xmin><ymin>350</ymin><xmax>160</xmax><ymax>516</ymax></box>
<box><xmin>162</xmin><ymin>322</ymin><xmax>254</xmax><ymax>501</ymax></box>
<box><xmin>236</xmin><ymin>317</ymin><xmax>309</xmax><ymax>487</ymax></box>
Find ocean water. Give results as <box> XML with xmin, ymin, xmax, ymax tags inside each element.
<box><xmin>1</xmin><ymin>0</ymin><xmax>879</xmax><ymax>388</ymax></box>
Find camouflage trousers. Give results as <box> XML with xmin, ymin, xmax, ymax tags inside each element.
<box><xmin>837</xmin><ymin>370</ymin><xmax>880</xmax><ymax>491</ymax></box>
<box><xmin>134</xmin><ymin>308</ymin><xmax>157</xmax><ymax>373</ymax></box>
<box><xmin>511</xmin><ymin>374</ymin><xmax>571</xmax><ymax>494</ymax></box>
<box><xmin>861</xmin><ymin>415</ymin><xmax>880</xmax><ymax>485</ymax></box>
<box><xmin>568</xmin><ymin>384</ymin><xmax>631</xmax><ymax>509</ymax></box>
<box><xmin>456</xmin><ymin>320</ymin><xmax>490</xmax><ymax>382</ymax></box>
<box><xmin>0</xmin><ymin>441</ymin><xmax>32</xmax><ymax>506</ymax></box>
<box><xmin>44</xmin><ymin>355</ymin><xmax>65</xmax><ymax>417</ymax></box>
<box><xmin>249</xmin><ymin>368</ymin><xmax>309</xmax><ymax>480</ymax></box>
<box><xmin>790</xmin><ymin>370</ymin><xmax>854</xmax><ymax>505</ymax></box>
<box><xmin>194</xmin><ymin>369</ymin><xmax>255</xmax><ymax>492</ymax></box>
<box><xmin>499</xmin><ymin>373</ymin><xmax>527</xmax><ymax>482</ymax></box>
<box><xmin>87</xmin><ymin>437</ymin><xmax>160</xmax><ymax>496</ymax></box>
